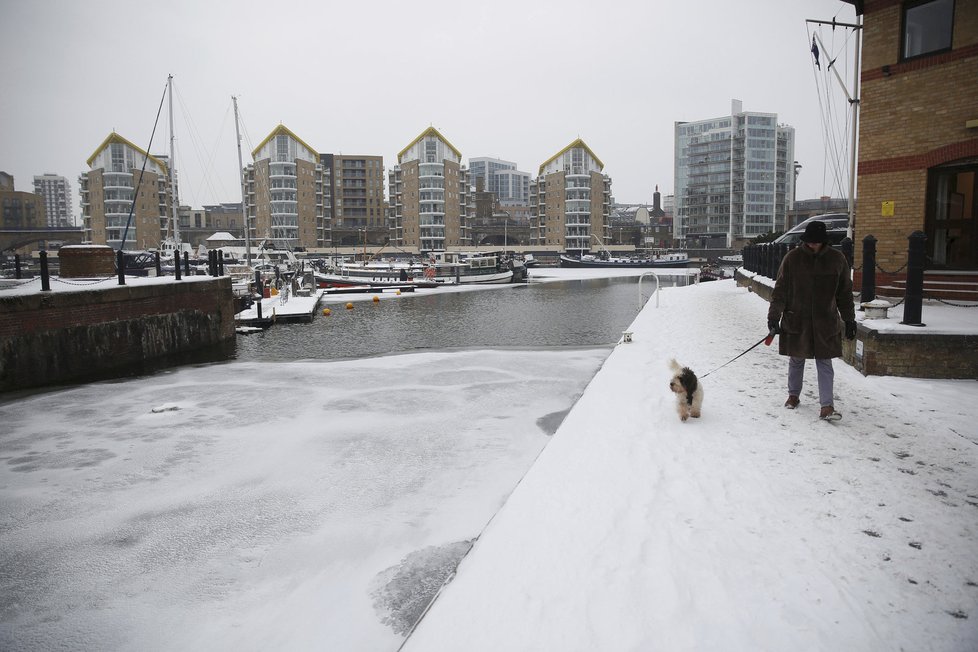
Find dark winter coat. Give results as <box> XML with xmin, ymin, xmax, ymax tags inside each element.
<box><xmin>767</xmin><ymin>244</ymin><xmax>855</xmax><ymax>359</ymax></box>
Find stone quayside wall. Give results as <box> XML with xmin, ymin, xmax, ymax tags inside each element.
<box><xmin>0</xmin><ymin>278</ymin><xmax>236</xmax><ymax>392</ymax></box>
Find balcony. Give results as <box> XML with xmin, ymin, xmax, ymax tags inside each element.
<box><xmin>566</xmin><ymin>216</ymin><xmax>592</xmax><ymax>226</ymax></box>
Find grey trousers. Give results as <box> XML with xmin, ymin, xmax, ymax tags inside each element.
<box><xmin>787</xmin><ymin>357</ymin><xmax>835</xmax><ymax>407</ymax></box>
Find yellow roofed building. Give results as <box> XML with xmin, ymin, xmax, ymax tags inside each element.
<box><xmin>244</xmin><ymin>125</ymin><xmax>331</xmax><ymax>250</ymax></box>
<box><xmin>79</xmin><ymin>132</ymin><xmax>173</xmax><ymax>250</ymax></box>
<box><xmin>388</xmin><ymin>127</ymin><xmax>472</xmax><ymax>252</ymax></box>
<box><xmin>530</xmin><ymin>139</ymin><xmax>612</xmax><ymax>254</ymax></box>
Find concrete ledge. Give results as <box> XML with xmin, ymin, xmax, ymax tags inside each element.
<box><xmin>736</xmin><ymin>268</ymin><xmax>977</xmax><ymax>379</ymax></box>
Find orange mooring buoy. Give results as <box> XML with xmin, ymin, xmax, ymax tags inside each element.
<box><xmin>373</xmin><ymin>295</ymin><xmax>380</xmax><ymax>303</ymax></box>
<box><xmin>345</xmin><ymin>302</ymin><xmax>354</xmax><ymax>310</ymax></box>
<box><xmin>322</xmin><ymin>308</ymin><xmax>331</xmax><ymax>316</ymax></box>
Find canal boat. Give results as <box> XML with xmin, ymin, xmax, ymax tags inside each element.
<box><xmin>313</xmin><ymin>266</ymin><xmax>441</xmax><ymax>290</ymax></box>
<box><xmin>717</xmin><ymin>253</ymin><xmax>743</xmax><ymax>265</ymax></box>
<box><xmin>559</xmin><ymin>249</ymin><xmax>689</xmax><ymax>269</ymax></box>
<box><xmin>323</xmin><ymin>252</ymin><xmax>515</xmax><ymax>286</ymax></box>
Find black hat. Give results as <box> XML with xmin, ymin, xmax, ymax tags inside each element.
<box><xmin>800</xmin><ymin>220</ymin><xmax>829</xmax><ymax>244</ymax></box>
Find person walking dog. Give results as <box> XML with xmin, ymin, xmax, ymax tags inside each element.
<box><xmin>767</xmin><ymin>220</ymin><xmax>857</xmax><ymax>420</ymax></box>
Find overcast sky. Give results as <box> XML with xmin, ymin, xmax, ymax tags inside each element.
<box><xmin>1</xmin><ymin>0</ymin><xmax>860</xmax><ymax>216</ymax></box>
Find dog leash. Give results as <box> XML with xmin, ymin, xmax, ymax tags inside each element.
<box><xmin>700</xmin><ymin>331</ymin><xmax>775</xmax><ymax>379</ymax></box>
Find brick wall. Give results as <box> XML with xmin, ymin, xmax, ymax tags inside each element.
<box><xmin>853</xmin><ymin>0</ymin><xmax>978</xmax><ymax>275</ymax></box>
<box><xmin>845</xmin><ymin>330</ymin><xmax>978</xmax><ymax>379</ymax></box>
<box><xmin>0</xmin><ymin>278</ymin><xmax>236</xmax><ymax>392</ymax></box>
<box><xmin>736</xmin><ymin>269</ymin><xmax>977</xmax><ymax>379</ymax></box>
<box><xmin>59</xmin><ymin>245</ymin><xmax>116</xmax><ymax>277</ymax></box>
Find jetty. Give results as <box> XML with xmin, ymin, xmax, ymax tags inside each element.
<box><xmin>235</xmin><ymin>288</ymin><xmax>326</xmax><ymax>326</ymax></box>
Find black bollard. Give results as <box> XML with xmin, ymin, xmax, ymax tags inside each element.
<box><xmin>14</xmin><ymin>254</ymin><xmax>22</xmax><ymax>279</ymax></box>
<box><xmin>155</xmin><ymin>251</ymin><xmax>162</xmax><ymax>277</ymax></box>
<box><xmin>174</xmin><ymin>252</ymin><xmax>182</xmax><ymax>280</ymax></box>
<box><xmin>256</xmin><ymin>297</ymin><xmax>262</xmax><ymax>320</ymax></box>
<box><xmin>840</xmin><ymin>237</ymin><xmax>854</xmax><ymax>269</ymax></box>
<box><xmin>861</xmin><ymin>235</ymin><xmax>877</xmax><ymax>304</ymax></box>
<box><xmin>208</xmin><ymin>250</ymin><xmax>216</xmax><ymax>276</ymax></box>
<box><xmin>40</xmin><ymin>251</ymin><xmax>51</xmax><ymax>291</ymax></box>
<box><xmin>901</xmin><ymin>230</ymin><xmax>926</xmax><ymax>326</ymax></box>
<box><xmin>254</xmin><ymin>270</ymin><xmax>261</xmax><ymax>293</ymax></box>
<box><xmin>218</xmin><ymin>250</ymin><xmax>225</xmax><ymax>276</ymax></box>
<box><xmin>183</xmin><ymin>251</ymin><xmax>191</xmax><ymax>277</ymax></box>
<box><xmin>117</xmin><ymin>249</ymin><xmax>126</xmax><ymax>285</ymax></box>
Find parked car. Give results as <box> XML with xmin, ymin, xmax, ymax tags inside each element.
<box><xmin>774</xmin><ymin>213</ymin><xmax>850</xmax><ymax>246</ymax></box>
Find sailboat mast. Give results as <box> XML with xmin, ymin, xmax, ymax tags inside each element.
<box><xmin>168</xmin><ymin>74</ymin><xmax>180</xmax><ymax>245</ymax></box>
<box><xmin>807</xmin><ymin>17</ymin><xmax>863</xmax><ymax>240</ymax></box>
<box><xmin>846</xmin><ymin>14</ymin><xmax>862</xmax><ymax>241</ymax></box>
<box><xmin>233</xmin><ymin>96</ymin><xmax>251</xmax><ymax>263</ymax></box>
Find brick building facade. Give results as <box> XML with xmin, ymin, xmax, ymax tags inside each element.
<box><xmin>847</xmin><ymin>0</ymin><xmax>978</xmax><ymax>277</ymax></box>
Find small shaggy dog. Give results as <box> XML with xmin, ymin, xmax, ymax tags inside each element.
<box><xmin>668</xmin><ymin>359</ymin><xmax>703</xmax><ymax>422</ymax></box>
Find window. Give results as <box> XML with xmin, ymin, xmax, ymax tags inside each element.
<box><xmin>903</xmin><ymin>0</ymin><xmax>954</xmax><ymax>59</ymax></box>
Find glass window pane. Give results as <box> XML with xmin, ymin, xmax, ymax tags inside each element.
<box><xmin>903</xmin><ymin>0</ymin><xmax>954</xmax><ymax>58</ymax></box>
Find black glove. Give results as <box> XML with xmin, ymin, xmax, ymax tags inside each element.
<box><xmin>845</xmin><ymin>320</ymin><xmax>857</xmax><ymax>340</ymax></box>
<box><xmin>767</xmin><ymin>318</ymin><xmax>780</xmax><ymax>335</ymax></box>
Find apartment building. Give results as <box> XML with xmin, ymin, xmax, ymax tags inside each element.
<box><xmin>244</xmin><ymin>125</ymin><xmax>330</xmax><ymax>250</ymax></box>
<box><xmin>321</xmin><ymin>154</ymin><xmax>385</xmax><ymax>230</ymax></box>
<box><xmin>388</xmin><ymin>127</ymin><xmax>472</xmax><ymax>252</ymax></box>
<box><xmin>33</xmin><ymin>174</ymin><xmax>73</xmax><ymax>227</ymax></box>
<box><xmin>529</xmin><ymin>139</ymin><xmax>612</xmax><ymax>254</ymax></box>
<box><xmin>468</xmin><ymin>157</ymin><xmax>531</xmax><ymax>206</ymax></box>
<box><xmin>0</xmin><ymin>181</ymin><xmax>45</xmax><ymax>229</ymax></box>
<box><xmin>204</xmin><ymin>203</ymin><xmax>244</xmax><ymax>235</ymax></box>
<box><xmin>843</xmin><ymin>0</ymin><xmax>977</xmax><ymax>274</ymax></box>
<box><xmin>674</xmin><ymin>100</ymin><xmax>795</xmax><ymax>249</ymax></box>
<box><xmin>79</xmin><ymin>132</ymin><xmax>173</xmax><ymax>250</ymax></box>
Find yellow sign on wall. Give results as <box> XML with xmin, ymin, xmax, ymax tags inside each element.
<box><xmin>881</xmin><ymin>201</ymin><xmax>895</xmax><ymax>217</ymax></box>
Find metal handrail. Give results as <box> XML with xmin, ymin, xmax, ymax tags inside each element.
<box><xmin>639</xmin><ymin>271</ymin><xmax>660</xmax><ymax>309</ymax></box>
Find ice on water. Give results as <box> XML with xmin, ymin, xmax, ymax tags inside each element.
<box><xmin>0</xmin><ymin>348</ymin><xmax>608</xmax><ymax>651</ymax></box>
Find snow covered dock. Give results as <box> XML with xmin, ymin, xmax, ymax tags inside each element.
<box><xmin>401</xmin><ymin>279</ymin><xmax>978</xmax><ymax>652</ymax></box>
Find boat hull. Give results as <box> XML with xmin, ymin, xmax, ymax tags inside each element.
<box><xmin>558</xmin><ymin>255</ymin><xmax>688</xmax><ymax>269</ymax></box>
<box><xmin>314</xmin><ymin>272</ymin><xmax>440</xmax><ymax>289</ymax></box>
<box><xmin>325</xmin><ymin>263</ymin><xmax>513</xmax><ymax>286</ymax></box>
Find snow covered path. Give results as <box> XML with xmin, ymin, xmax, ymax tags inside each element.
<box><xmin>402</xmin><ymin>279</ymin><xmax>978</xmax><ymax>652</ymax></box>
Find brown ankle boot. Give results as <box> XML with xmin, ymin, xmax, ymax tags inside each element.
<box><xmin>819</xmin><ymin>406</ymin><xmax>841</xmax><ymax>421</ymax></box>
<box><xmin>784</xmin><ymin>395</ymin><xmax>799</xmax><ymax>409</ymax></box>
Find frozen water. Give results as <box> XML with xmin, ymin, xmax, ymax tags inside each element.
<box><xmin>0</xmin><ymin>348</ymin><xmax>608</xmax><ymax>651</ymax></box>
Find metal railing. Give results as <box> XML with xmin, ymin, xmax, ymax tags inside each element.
<box><xmin>742</xmin><ymin>232</ymin><xmax>977</xmax><ymax>327</ymax></box>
